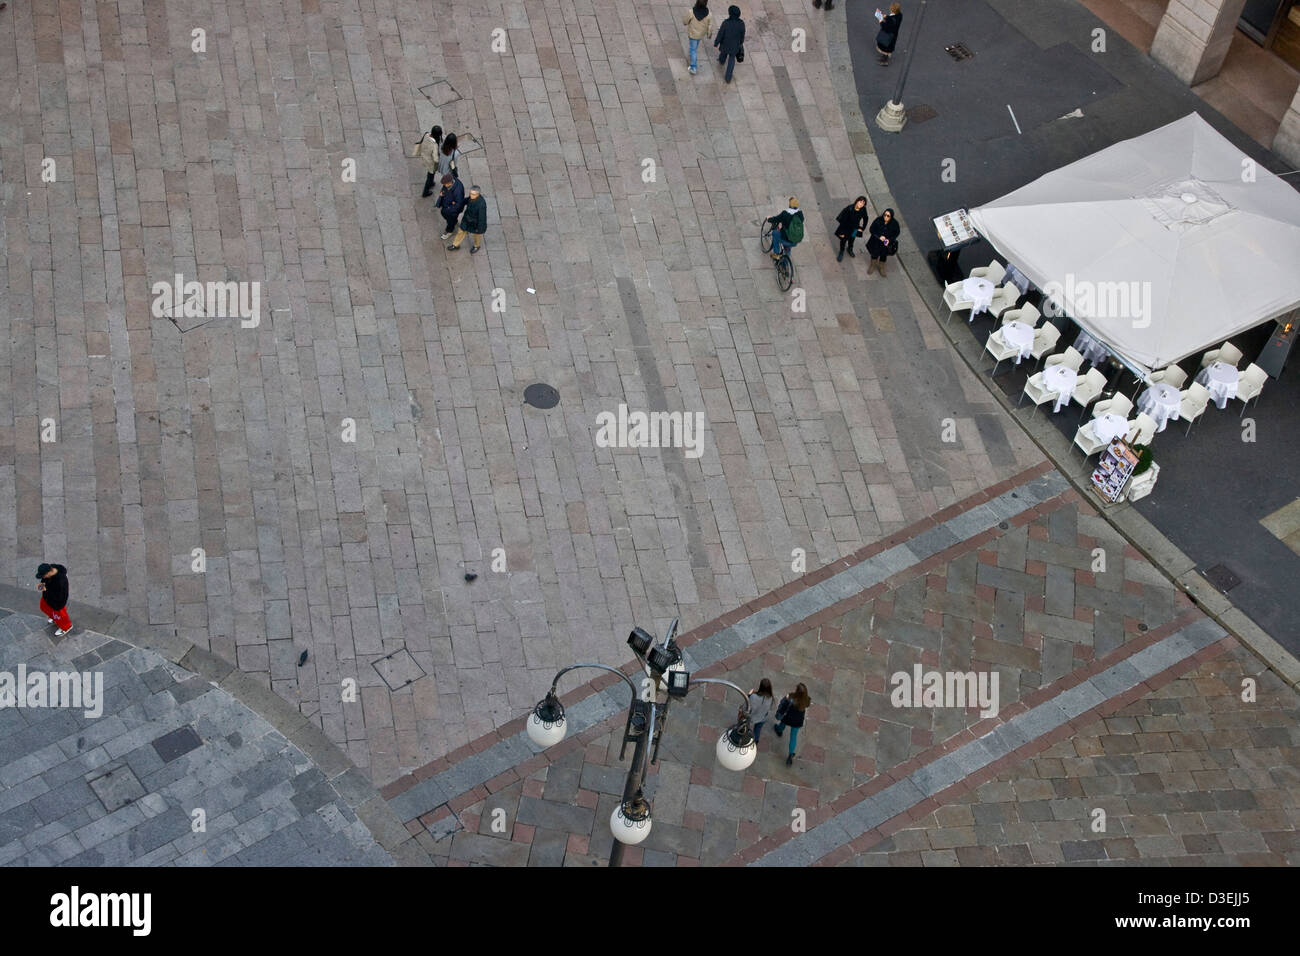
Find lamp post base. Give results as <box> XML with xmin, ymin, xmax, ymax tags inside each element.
<box><xmin>875</xmin><ymin>100</ymin><xmax>907</xmax><ymax>133</ymax></box>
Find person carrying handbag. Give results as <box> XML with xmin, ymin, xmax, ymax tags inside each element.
<box><xmin>772</xmin><ymin>682</ymin><xmax>812</xmax><ymax>765</ymax></box>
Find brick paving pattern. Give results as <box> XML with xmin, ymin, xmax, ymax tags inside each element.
<box><xmin>843</xmin><ymin>643</ymin><xmax>1300</xmax><ymax>866</ymax></box>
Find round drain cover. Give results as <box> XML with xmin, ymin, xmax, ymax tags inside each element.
<box><xmin>524</xmin><ymin>383</ymin><xmax>560</xmax><ymax>409</ymax></box>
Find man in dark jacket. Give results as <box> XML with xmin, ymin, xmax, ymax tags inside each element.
<box><xmin>37</xmin><ymin>562</ymin><xmax>72</xmax><ymax>635</ymax></box>
<box><xmin>767</xmin><ymin>198</ymin><xmax>804</xmax><ymax>260</ymax></box>
<box><xmin>714</xmin><ymin>5</ymin><xmax>745</xmax><ymax>84</ymax></box>
<box><xmin>435</xmin><ymin>174</ymin><xmax>466</xmax><ymax>240</ymax></box>
<box><xmin>447</xmin><ymin>186</ymin><xmax>487</xmax><ymax>254</ymax></box>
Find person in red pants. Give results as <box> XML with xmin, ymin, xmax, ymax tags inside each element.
<box><xmin>36</xmin><ymin>563</ymin><xmax>72</xmax><ymax>635</ymax></box>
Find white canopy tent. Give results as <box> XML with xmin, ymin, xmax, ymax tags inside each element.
<box><xmin>968</xmin><ymin>114</ymin><xmax>1300</xmax><ymax>378</ymax></box>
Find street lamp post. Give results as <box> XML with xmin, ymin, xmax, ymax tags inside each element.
<box><xmin>526</xmin><ymin>618</ymin><xmax>758</xmax><ymax>866</ymax></box>
<box><xmin>876</xmin><ymin>0</ymin><xmax>929</xmax><ymax>133</ymax></box>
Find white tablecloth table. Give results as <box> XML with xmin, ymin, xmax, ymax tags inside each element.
<box><xmin>1002</xmin><ymin>320</ymin><xmax>1035</xmax><ymax>364</ymax></box>
<box><xmin>1196</xmin><ymin>362</ymin><xmax>1239</xmax><ymax>409</ymax></box>
<box><xmin>1073</xmin><ymin>329</ymin><xmax>1109</xmax><ymax>366</ymax></box>
<box><xmin>1043</xmin><ymin>364</ymin><xmax>1076</xmax><ymax>413</ymax></box>
<box><xmin>1137</xmin><ymin>383</ymin><xmax>1181</xmax><ymax>432</ymax></box>
<box><xmin>1092</xmin><ymin>412</ymin><xmax>1129</xmax><ymax>444</ymax></box>
<box><xmin>963</xmin><ymin>277</ymin><xmax>995</xmax><ymax>318</ymax></box>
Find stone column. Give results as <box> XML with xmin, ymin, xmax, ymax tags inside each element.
<box><xmin>1273</xmin><ymin>82</ymin><xmax>1300</xmax><ymax>168</ymax></box>
<box><xmin>1150</xmin><ymin>0</ymin><xmax>1250</xmax><ymax>86</ymax></box>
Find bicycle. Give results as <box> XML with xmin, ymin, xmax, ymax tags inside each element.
<box><xmin>760</xmin><ymin>219</ymin><xmax>795</xmax><ymax>291</ymax></box>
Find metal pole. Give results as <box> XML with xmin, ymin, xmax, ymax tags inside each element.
<box><xmin>889</xmin><ymin>0</ymin><xmax>928</xmax><ymax>107</ymax></box>
<box><xmin>609</xmin><ymin>705</ymin><xmax>649</xmax><ymax>868</ymax></box>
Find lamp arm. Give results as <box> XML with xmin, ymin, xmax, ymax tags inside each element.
<box><xmin>548</xmin><ymin>663</ymin><xmax>640</xmax><ymax>703</ymax></box>
<box><xmin>690</xmin><ymin>677</ymin><xmax>753</xmax><ymax>716</ymax></box>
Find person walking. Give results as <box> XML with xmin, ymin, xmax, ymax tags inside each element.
<box><xmin>436</xmin><ymin>132</ymin><xmax>463</xmax><ymax>186</ymax></box>
<box><xmin>747</xmin><ymin>678</ymin><xmax>775</xmax><ymax>744</ymax></box>
<box><xmin>36</xmin><ymin>562</ymin><xmax>72</xmax><ymax>636</ymax></box>
<box><xmin>447</xmin><ymin>185</ymin><xmax>487</xmax><ymax>254</ymax></box>
<box><xmin>812</xmin><ymin>0</ymin><xmax>835</xmax><ymax>11</ymax></box>
<box><xmin>767</xmin><ymin>197</ymin><xmax>804</xmax><ymax>261</ymax></box>
<box><xmin>866</xmin><ymin>207</ymin><xmax>900</xmax><ymax>275</ymax></box>
<box><xmin>682</xmin><ymin>1</ymin><xmax>713</xmax><ymax>75</ymax></box>
<box><xmin>835</xmin><ymin>196</ymin><xmax>870</xmax><ymax>262</ymax></box>
<box><xmin>410</xmin><ymin>125</ymin><xmax>443</xmax><ymax>197</ymax></box>
<box><xmin>714</xmin><ymin>5</ymin><xmax>745</xmax><ymax>85</ymax></box>
<box><xmin>875</xmin><ymin>3</ymin><xmax>903</xmax><ymax>64</ymax></box>
<box><xmin>772</xmin><ymin>682</ymin><xmax>812</xmax><ymax>765</ymax></box>
<box><xmin>434</xmin><ymin>173</ymin><xmax>466</xmax><ymax>240</ymax></box>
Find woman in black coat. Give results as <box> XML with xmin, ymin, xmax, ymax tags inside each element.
<box><xmin>834</xmin><ymin>196</ymin><xmax>869</xmax><ymax>262</ymax></box>
<box><xmin>876</xmin><ymin>3</ymin><xmax>902</xmax><ymax>64</ymax></box>
<box><xmin>866</xmin><ymin>208</ymin><xmax>900</xmax><ymax>275</ymax></box>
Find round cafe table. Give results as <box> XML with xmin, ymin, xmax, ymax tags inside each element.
<box><xmin>1002</xmin><ymin>320</ymin><xmax>1035</xmax><ymax>364</ymax></box>
<box><xmin>1043</xmin><ymin>364</ymin><xmax>1076</xmax><ymax>413</ymax></box>
<box><xmin>962</xmin><ymin>277</ymin><xmax>995</xmax><ymax>319</ymax></box>
<box><xmin>1137</xmin><ymin>382</ymin><xmax>1181</xmax><ymax>432</ymax></box>
<box><xmin>1092</xmin><ymin>412</ymin><xmax>1129</xmax><ymax>444</ymax></box>
<box><xmin>1195</xmin><ymin>361</ymin><xmax>1239</xmax><ymax>410</ymax></box>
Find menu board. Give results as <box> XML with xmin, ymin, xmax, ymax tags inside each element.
<box><xmin>1090</xmin><ymin>439</ymin><xmax>1138</xmax><ymax>504</ymax></box>
<box><xmin>934</xmin><ymin>208</ymin><xmax>979</xmax><ymax>250</ymax></box>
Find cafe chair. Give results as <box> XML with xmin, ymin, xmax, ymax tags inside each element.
<box><xmin>968</xmin><ymin>260</ymin><xmax>1006</xmax><ymax>285</ymax></box>
<box><xmin>1178</xmin><ymin>382</ymin><xmax>1210</xmax><ymax>435</ymax></box>
<box><xmin>1125</xmin><ymin>412</ymin><xmax>1158</xmax><ymax>447</ymax></box>
<box><xmin>1091</xmin><ymin>393</ymin><xmax>1133</xmax><ymax>421</ymax></box>
<box><xmin>1029</xmin><ymin>323</ymin><xmax>1061</xmax><ymax>366</ymax></box>
<box><xmin>1200</xmin><ymin>342</ymin><xmax>1242</xmax><ymax>369</ymax></box>
<box><xmin>985</xmin><ymin>282</ymin><xmax>1021</xmax><ymax>320</ymax></box>
<box><xmin>984</xmin><ymin>327</ymin><xmax>1024</xmax><ymax>377</ymax></box>
<box><xmin>1149</xmin><ymin>365</ymin><xmax>1187</xmax><ymax>389</ymax></box>
<box><xmin>1045</xmin><ymin>346</ymin><xmax>1083</xmax><ymax>373</ymax></box>
<box><xmin>1020</xmin><ymin>371</ymin><xmax>1060</xmax><ymax>418</ymax></box>
<box><xmin>1000</xmin><ymin>303</ymin><xmax>1040</xmax><ymax>328</ymax></box>
<box><xmin>1234</xmin><ymin>363</ymin><xmax>1267</xmax><ymax>418</ymax></box>
<box><xmin>1071</xmin><ymin>368</ymin><xmax>1108</xmax><ymax>420</ymax></box>
<box><xmin>942</xmin><ymin>280</ymin><xmax>978</xmax><ymax>324</ymax></box>
<box><xmin>1072</xmin><ymin>419</ymin><xmax>1111</xmax><ymax>458</ymax></box>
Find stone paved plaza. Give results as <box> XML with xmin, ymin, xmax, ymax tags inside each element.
<box><xmin>1</xmin><ymin>0</ymin><xmax>1297</xmax><ymax>867</ymax></box>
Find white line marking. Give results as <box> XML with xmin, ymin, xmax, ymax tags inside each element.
<box><xmin>1007</xmin><ymin>104</ymin><xmax>1021</xmax><ymax>135</ymax></box>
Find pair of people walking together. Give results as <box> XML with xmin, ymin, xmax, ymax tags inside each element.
<box><xmin>748</xmin><ymin>679</ymin><xmax>813</xmax><ymax>766</ymax></box>
<box><xmin>681</xmin><ymin>3</ymin><xmax>746</xmax><ymax>83</ymax></box>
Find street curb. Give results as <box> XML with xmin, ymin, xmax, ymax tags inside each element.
<box><xmin>0</xmin><ymin>582</ymin><xmax>434</xmax><ymax>866</ymax></box>
<box><xmin>823</xmin><ymin>11</ymin><xmax>1300</xmax><ymax>693</ymax></box>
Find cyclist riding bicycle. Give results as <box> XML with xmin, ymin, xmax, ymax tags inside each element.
<box><xmin>767</xmin><ymin>198</ymin><xmax>805</xmax><ymax>260</ymax></box>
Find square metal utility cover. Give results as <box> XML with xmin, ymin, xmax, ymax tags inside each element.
<box><xmin>907</xmin><ymin>104</ymin><xmax>938</xmax><ymax>124</ymax></box>
<box><xmin>418</xmin><ymin>80</ymin><xmax>462</xmax><ymax>107</ymax></box>
<box><xmin>1202</xmin><ymin>564</ymin><xmax>1242</xmax><ymax>594</ymax></box>
<box><xmin>87</xmin><ymin>766</ymin><xmax>147</xmax><ymax>812</ymax></box>
<box><xmin>373</xmin><ymin>647</ymin><xmax>426</xmax><ymax>690</ymax></box>
<box><xmin>152</xmin><ymin>725</ymin><xmax>203</xmax><ymax>763</ymax></box>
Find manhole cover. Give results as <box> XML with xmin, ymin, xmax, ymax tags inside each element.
<box><xmin>373</xmin><ymin>647</ymin><xmax>427</xmax><ymax>690</ymax></box>
<box><xmin>524</xmin><ymin>383</ymin><xmax>560</xmax><ymax>409</ymax></box>
<box><xmin>418</xmin><ymin>80</ymin><xmax>462</xmax><ymax>107</ymax></box>
<box><xmin>152</xmin><ymin>725</ymin><xmax>203</xmax><ymax>763</ymax></box>
<box><xmin>945</xmin><ymin>42</ymin><xmax>974</xmax><ymax>61</ymax></box>
<box><xmin>87</xmin><ymin>766</ymin><xmax>146</xmax><ymax>812</ymax></box>
<box><xmin>907</xmin><ymin>104</ymin><xmax>938</xmax><ymax>124</ymax></box>
<box><xmin>1202</xmin><ymin>564</ymin><xmax>1241</xmax><ymax>594</ymax></box>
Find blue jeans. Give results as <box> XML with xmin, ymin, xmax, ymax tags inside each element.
<box><xmin>689</xmin><ymin>38</ymin><xmax>700</xmax><ymax>70</ymax></box>
<box><xmin>787</xmin><ymin>725</ymin><xmax>800</xmax><ymax>756</ymax></box>
<box><xmin>771</xmin><ymin>228</ymin><xmax>789</xmax><ymax>256</ymax></box>
<box><xmin>752</xmin><ymin>721</ymin><xmax>765</xmax><ymax>743</ymax></box>
<box><xmin>719</xmin><ymin>49</ymin><xmax>737</xmax><ymax>82</ymax></box>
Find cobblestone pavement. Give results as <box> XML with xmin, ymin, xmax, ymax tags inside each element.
<box><xmin>380</xmin><ymin>468</ymin><xmax>1299</xmax><ymax>866</ymax></box>
<box><xmin>0</xmin><ymin>610</ymin><xmax>393</xmax><ymax>866</ymax></box>
<box><xmin>0</xmin><ymin>0</ymin><xmax>1043</xmax><ymax>785</ymax></box>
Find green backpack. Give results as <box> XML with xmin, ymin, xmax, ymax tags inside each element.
<box><xmin>785</xmin><ymin>213</ymin><xmax>804</xmax><ymax>245</ymax></box>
